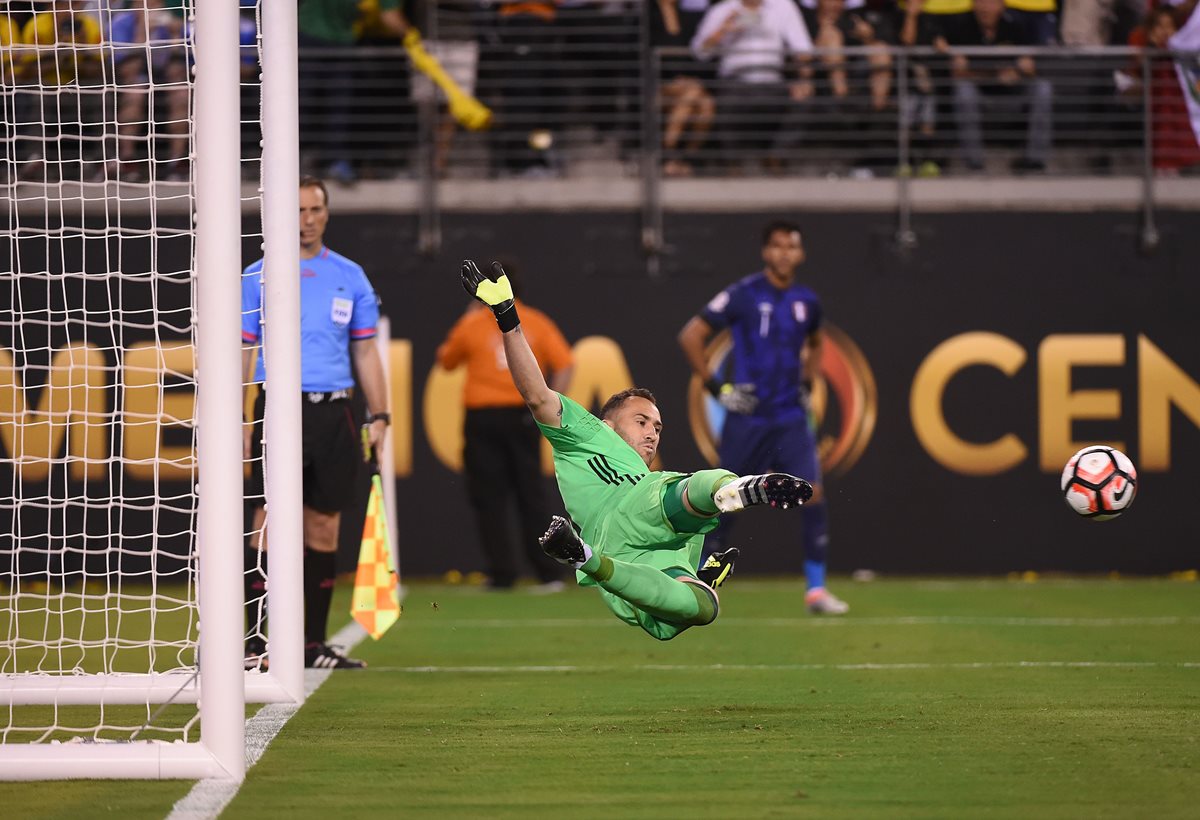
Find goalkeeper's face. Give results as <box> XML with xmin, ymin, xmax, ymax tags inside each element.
<box><xmin>603</xmin><ymin>396</ymin><xmax>662</xmax><ymax>468</ymax></box>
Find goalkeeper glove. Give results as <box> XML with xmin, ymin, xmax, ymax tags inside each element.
<box><xmin>461</xmin><ymin>259</ymin><xmax>520</xmax><ymax>332</ymax></box>
<box><xmin>799</xmin><ymin>379</ymin><xmax>813</xmax><ymax>413</ymax></box>
<box><xmin>705</xmin><ymin>379</ymin><xmax>758</xmax><ymax>414</ymax></box>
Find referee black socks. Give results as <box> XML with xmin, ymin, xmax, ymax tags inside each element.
<box><xmin>304</xmin><ymin>546</ymin><xmax>337</xmax><ymax>646</ymax></box>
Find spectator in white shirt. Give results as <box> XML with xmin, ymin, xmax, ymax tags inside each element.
<box><xmin>691</xmin><ymin>0</ymin><xmax>815</xmax><ymax>167</ymax></box>
<box><xmin>693</xmin><ymin>0</ymin><xmax>814</xmax><ymax>84</ymax></box>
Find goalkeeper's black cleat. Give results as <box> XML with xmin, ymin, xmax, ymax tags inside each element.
<box><xmin>538</xmin><ymin>515</ymin><xmax>594</xmax><ymax>569</ymax></box>
<box><xmin>714</xmin><ymin>473</ymin><xmax>813</xmax><ymax>513</ymax></box>
<box><xmin>698</xmin><ymin>547</ymin><xmax>740</xmax><ymax>589</ymax></box>
<box><xmin>305</xmin><ymin>642</ymin><xmax>366</xmax><ymax>670</ymax></box>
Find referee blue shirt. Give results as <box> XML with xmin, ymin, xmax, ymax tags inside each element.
<box><xmin>241</xmin><ymin>246</ymin><xmax>379</xmax><ymax>392</ymax></box>
<box><xmin>700</xmin><ymin>271</ymin><xmax>822</xmax><ymax>422</ymax></box>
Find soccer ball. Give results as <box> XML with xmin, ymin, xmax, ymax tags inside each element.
<box><xmin>1060</xmin><ymin>446</ymin><xmax>1137</xmax><ymax>521</ymax></box>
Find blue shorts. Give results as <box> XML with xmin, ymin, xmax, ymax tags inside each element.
<box><xmin>718</xmin><ymin>414</ymin><xmax>822</xmax><ymax>487</ymax></box>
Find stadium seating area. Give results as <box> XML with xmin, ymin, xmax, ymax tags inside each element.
<box><xmin>0</xmin><ymin>1</ymin><xmax>1196</xmax><ymax>186</ymax></box>
<box><xmin>302</xmin><ymin>0</ymin><xmax>1200</xmax><ymax>183</ymax></box>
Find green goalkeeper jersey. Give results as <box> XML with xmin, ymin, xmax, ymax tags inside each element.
<box><xmin>536</xmin><ymin>394</ymin><xmax>711</xmax><ymax>586</ymax></box>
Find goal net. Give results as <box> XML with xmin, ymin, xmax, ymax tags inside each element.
<box><xmin>0</xmin><ymin>0</ymin><xmax>302</xmax><ymax>780</ymax></box>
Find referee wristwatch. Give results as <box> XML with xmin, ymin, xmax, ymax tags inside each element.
<box><xmin>367</xmin><ymin>412</ymin><xmax>391</xmax><ymax>426</ymax></box>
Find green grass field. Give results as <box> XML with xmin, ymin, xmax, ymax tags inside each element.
<box><xmin>4</xmin><ymin>576</ymin><xmax>1199</xmax><ymax>819</ymax></box>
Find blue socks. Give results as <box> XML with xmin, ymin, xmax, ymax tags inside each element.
<box><xmin>801</xmin><ymin>503</ymin><xmax>830</xmax><ymax>591</ymax></box>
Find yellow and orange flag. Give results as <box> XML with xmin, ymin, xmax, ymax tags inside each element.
<box><xmin>352</xmin><ymin>475</ymin><xmax>402</xmax><ymax>639</ymax></box>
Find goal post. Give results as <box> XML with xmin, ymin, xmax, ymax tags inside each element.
<box><xmin>256</xmin><ymin>0</ymin><xmax>306</xmax><ymax>707</ymax></box>
<box><xmin>0</xmin><ymin>0</ymin><xmax>304</xmax><ymax>779</ymax></box>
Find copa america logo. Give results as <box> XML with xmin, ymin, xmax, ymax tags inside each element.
<box><xmin>686</xmin><ymin>326</ymin><xmax>878</xmax><ymax>476</ymax></box>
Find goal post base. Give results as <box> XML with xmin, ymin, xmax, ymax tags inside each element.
<box><xmin>0</xmin><ymin>741</ymin><xmax>241</xmax><ymax>781</ymax></box>
<box><xmin>0</xmin><ymin>672</ymin><xmax>304</xmax><ymax>706</ymax></box>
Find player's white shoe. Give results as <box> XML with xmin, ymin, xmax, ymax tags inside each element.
<box><xmin>714</xmin><ymin>473</ymin><xmax>813</xmax><ymax>513</ymax></box>
<box><xmin>805</xmin><ymin>587</ymin><xmax>850</xmax><ymax>616</ymax></box>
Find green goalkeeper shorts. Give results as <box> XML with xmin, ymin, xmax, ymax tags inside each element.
<box><xmin>578</xmin><ymin>473</ymin><xmax>714</xmax><ymax>581</ymax></box>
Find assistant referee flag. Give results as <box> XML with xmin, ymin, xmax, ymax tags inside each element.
<box><xmin>352</xmin><ymin>475</ymin><xmax>402</xmax><ymax>639</ymax></box>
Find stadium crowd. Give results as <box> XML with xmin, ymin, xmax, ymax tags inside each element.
<box><xmin>0</xmin><ymin>0</ymin><xmax>1197</xmax><ymax>182</ymax></box>
<box><xmin>312</xmin><ymin>0</ymin><xmax>1200</xmax><ymax>179</ymax></box>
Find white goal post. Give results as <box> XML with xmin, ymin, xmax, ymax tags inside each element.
<box><xmin>0</xmin><ymin>0</ymin><xmax>304</xmax><ymax>780</ymax></box>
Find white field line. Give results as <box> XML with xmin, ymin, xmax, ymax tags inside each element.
<box><xmin>368</xmin><ymin>660</ymin><xmax>1200</xmax><ymax>674</ymax></box>
<box><xmin>164</xmin><ymin>620</ymin><xmax>369</xmax><ymax>820</ymax></box>
<box><xmin>406</xmin><ymin>615</ymin><xmax>1200</xmax><ymax>628</ymax></box>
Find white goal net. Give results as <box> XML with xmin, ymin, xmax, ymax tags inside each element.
<box><xmin>0</xmin><ymin>0</ymin><xmax>300</xmax><ymax>780</ymax></box>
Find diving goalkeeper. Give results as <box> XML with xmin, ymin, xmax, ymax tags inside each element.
<box><xmin>460</xmin><ymin>260</ymin><xmax>813</xmax><ymax>641</ymax></box>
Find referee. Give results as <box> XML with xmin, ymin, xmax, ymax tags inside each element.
<box><xmin>241</xmin><ymin>176</ymin><xmax>390</xmax><ymax>669</ymax></box>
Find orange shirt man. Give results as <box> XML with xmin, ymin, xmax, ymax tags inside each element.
<box><xmin>438</xmin><ymin>300</ymin><xmax>573</xmax><ymax>409</ymax></box>
<box><xmin>437</xmin><ymin>298</ymin><xmax>574</xmax><ymax>590</ymax></box>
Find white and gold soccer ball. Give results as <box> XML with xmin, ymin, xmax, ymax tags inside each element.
<box><xmin>1060</xmin><ymin>446</ymin><xmax>1138</xmax><ymax>521</ymax></box>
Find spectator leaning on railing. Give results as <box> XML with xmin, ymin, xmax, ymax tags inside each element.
<box><xmin>489</xmin><ymin>0</ymin><xmax>563</xmax><ymax>177</ymax></box>
<box><xmin>1003</xmin><ymin>0</ymin><xmax>1058</xmax><ymax>46</ymax></box>
<box><xmin>1118</xmin><ymin>3</ymin><xmax>1200</xmax><ymax>174</ymax></box>
<box><xmin>896</xmin><ymin>0</ymin><xmax>952</xmax><ymax>176</ymax></box>
<box><xmin>790</xmin><ymin>0</ymin><xmax>897</xmax><ymax>174</ymax></box>
<box><xmin>802</xmin><ymin>0</ymin><xmax>894</xmax><ymax>113</ymax></box>
<box><xmin>651</xmin><ymin>0</ymin><xmax>717</xmax><ymax>176</ymax></box>
<box><xmin>367</xmin><ymin>0</ymin><xmax>481</xmax><ymax>176</ymax></box>
<box><xmin>298</xmin><ymin>0</ymin><xmax>411</xmax><ymax>185</ymax></box>
<box><xmin>691</xmin><ymin>0</ymin><xmax>815</xmax><ymax>168</ymax></box>
<box><xmin>16</xmin><ymin>1</ymin><xmax>104</xmax><ymax>183</ymax></box>
<box><xmin>105</xmin><ymin>1</ymin><xmax>193</xmax><ymax>183</ymax></box>
<box><xmin>942</xmin><ymin>0</ymin><xmax>1053</xmax><ymax>172</ymax></box>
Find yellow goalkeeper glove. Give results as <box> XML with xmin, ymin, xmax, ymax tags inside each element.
<box><xmin>460</xmin><ymin>259</ymin><xmax>519</xmax><ymax>332</ymax></box>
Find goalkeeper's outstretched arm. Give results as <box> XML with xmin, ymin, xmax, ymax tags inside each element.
<box><xmin>459</xmin><ymin>260</ymin><xmax>563</xmax><ymax>428</ymax></box>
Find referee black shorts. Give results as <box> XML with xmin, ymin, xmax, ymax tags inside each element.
<box><xmin>248</xmin><ymin>390</ymin><xmax>362</xmax><ymax>514</ymax></box>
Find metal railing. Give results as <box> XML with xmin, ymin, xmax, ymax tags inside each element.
<box><xmin>292</xmin><ymin>33</ymin><xmax>1198</xmax><ymax>252</ymax></box>
<box><xmin>295</xmin><ymin>42</ymin><xmax>1196</xmax><ymax>180</ymax></box>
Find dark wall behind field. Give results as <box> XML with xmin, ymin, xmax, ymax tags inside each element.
<box><xmin>328</xmin><ymin>209</ymin><xmax>1200</xmax><ymax>578</ymax></box>
<box><xmin>2</xmin><ymin>208</ymin><xmax>1196</xmax><ymax>580</ymax></box>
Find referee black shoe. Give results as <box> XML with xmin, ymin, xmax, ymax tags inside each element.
<box><xmin>698</xmin><ymin>548</ymin><xmax>740</xmax><ymax>589</ymax></box>
<box><xmin>714</xmin><ymin>473</ymin><xmax>813</xmax><ymax>513</ymax></box>
<box><xmin>304</xmin><ymin>641</ymin><xmax>366</xmax><ymax>670</ymax></box>
<box><xmin>538</xmin><ymin>515</ymin><xmax>594</xmax><ymax>569</ymax></box>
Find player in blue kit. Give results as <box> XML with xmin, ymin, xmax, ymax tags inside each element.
<box><xmin>241</xmin><ymin>176</ymin><xmax>392</xmax><ymax>668</ymax></box>
<box><xmin>678</xmin><ymin>220</ymin><xmax>848</xmax><ymax>615</ymax></box>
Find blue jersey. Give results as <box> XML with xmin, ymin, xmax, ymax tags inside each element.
<box><xmin>699</xmin><ymin>271</ymin><xmax>822</xmax><ymax>421</ymax></box>
<box><xmin>241</xmin><ymin>246</ymin><xmax>379</xmax><ymax>392</ymax></box>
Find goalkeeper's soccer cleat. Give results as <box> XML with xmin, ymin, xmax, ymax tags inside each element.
<box><xmin>714</xmin><ymin>473</ymin><xmax>813</xmax><ymax>513</ymax></box>
<box><xmin>538</xmin><ymin>515</ymin><xmax>594</xmax><ymax>569</ymax></box>
<box><xmin>805</xmin><ymin>588</ymin><xmax>850</xmax><ymax>616</ymax></box>
<box><xmin>698</xmin><ymin>548</ymin><xmax>740</xmax><ymax>589</ymax></box>
<box><xmin>304</xmin><ymin>642</ymin><xmax>367</xmax><ymax>669</ymax></box>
